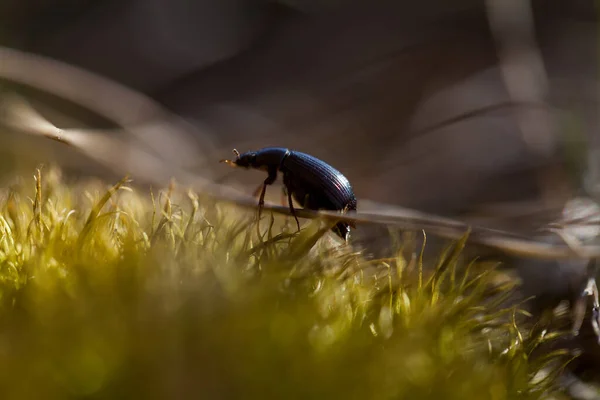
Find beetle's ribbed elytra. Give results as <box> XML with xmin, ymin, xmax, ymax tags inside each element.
<box><xmin>220</xmin><ymin>147</ymin><xmax>357</xmax><ymax>241</ymax></box>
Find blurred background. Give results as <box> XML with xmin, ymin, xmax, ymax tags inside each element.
<box><xmin>0</xmin><ymin>0</ymin><xmax>597</xmax><ymax>231</ymax></box>
<box><xmin>1</xmin><ymin>0</ymin><xmax>600</xmax><ymax>395</ymax></box>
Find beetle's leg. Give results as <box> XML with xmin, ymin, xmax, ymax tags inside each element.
<box><xmin>251</xmin><ymin>183</ymin><xmax>267</xmax><ymax>230</ymax></box>
<box><xmin>255</xmin><ymin>168</ymin><xmax>278</xmax><ymax>223</ymax></box>
<box><xmin>287</xmin><ymin>190</ymin><xmax>300</xmax><ymax>232</ymax></box>
<box><xmin>282</xmin><ymin>173</ymin><xmax>301</xmax><ymax>232</ymax></box>
<box><xmin>254</xmin><ymin>182</ymin><xmax>269</xmax><ymax>240</ymax></box>
<box><xmin>255</xmin><ymin>183</ymin><xmax>267</xmax><ymax>220</ymax></box>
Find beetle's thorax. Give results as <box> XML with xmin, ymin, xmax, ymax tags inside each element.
<box><xmin>254</xmin><ymin>147</ymin><xmax>291</xmax><ymax>170</ymax></box>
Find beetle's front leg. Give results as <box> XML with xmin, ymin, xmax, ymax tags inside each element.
<box><xmin>254</xmin><ymin>168</ymin><xmax>278</xmax><ymax>222</ymax></box>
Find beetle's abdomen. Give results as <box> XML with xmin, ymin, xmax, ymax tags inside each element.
<box><xmin>282</xmin><ymin>151</ymin><xmax>357</xmax><ymax>211</ymax></box>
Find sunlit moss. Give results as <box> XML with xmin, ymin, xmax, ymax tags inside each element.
<box><xmin>0</xmin><ymin>166</ymin><xmax>574</xmax><ymax>399</ymax></box>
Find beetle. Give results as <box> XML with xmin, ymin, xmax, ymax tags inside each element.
<box><xmin>220</xmin><ymin>147</ymin><xmax>357</xmax><ymax>241</ymax></box>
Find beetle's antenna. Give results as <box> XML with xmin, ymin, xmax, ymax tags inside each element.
<box><xmin>232</xmin><ymin>149</ymin><xmax>240</xmax><ymax>159</ymax></box>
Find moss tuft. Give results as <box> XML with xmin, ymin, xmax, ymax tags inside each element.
<box><xmin>0</xmin><ymin>167</ymin><xmax>573</xmax><ymax>399</ymax></box>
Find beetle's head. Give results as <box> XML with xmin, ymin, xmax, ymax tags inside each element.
<box><xmin>220</xmin><ymin>149</ymin><xmax>258</xmax><ymax>169</ymax></box>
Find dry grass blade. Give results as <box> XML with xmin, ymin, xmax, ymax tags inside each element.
<box><xmin>0</xmin><ymin>46</ymin><xmax>202</xmax><ymax>166</ymax></box>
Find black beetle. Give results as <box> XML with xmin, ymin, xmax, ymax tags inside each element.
<box><xmin>220</xmin><ymin>147</ymin><xmax>357</xmax><ymax>241</ymax></box>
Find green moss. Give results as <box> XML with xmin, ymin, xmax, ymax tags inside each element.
<box><xmin>0</xmin><ymin>167</ymin><xmax>572</xmax><ymax>399</ymax></box>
